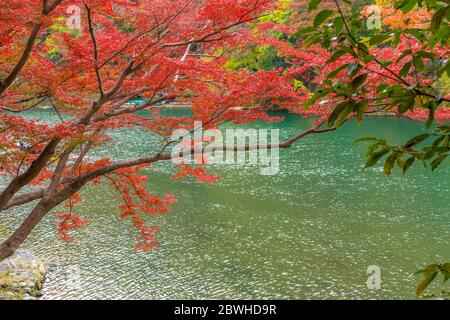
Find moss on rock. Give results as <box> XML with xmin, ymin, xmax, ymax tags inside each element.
<box><xmin>0</xmin><ymin>250</ymin><xmax>46</xmax><ymax>300</ymax></box>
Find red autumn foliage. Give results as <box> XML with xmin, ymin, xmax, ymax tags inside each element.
<box><xmin>1</xmin><ymin>0</ymin><xmax>292</xmax><ymax>252</ymax></box>
<box><xmin>0</xmin><ymin>0</ymin><xmax>448</xmax><ymax>257</ymax></box>
<box><xmin>245</xmin><ymin>2</ymin><xmax>450</xmax><ymax>123</ymax></box>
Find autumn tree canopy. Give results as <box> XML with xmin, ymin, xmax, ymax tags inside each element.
<box><xmin>0</xmin><ymin>0</ymin><xmax>449</xmax><ymax>295</ymax></box>
<box><xmin>0</xmin><ymin>0</ymin><xmax>333</xmax><ymax>261</ymax></box>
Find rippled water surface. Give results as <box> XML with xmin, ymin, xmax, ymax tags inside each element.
<box><xmin>1</xmin><ymin>109</ymin><xmax>449</xmax><ymax>299</ymax></box>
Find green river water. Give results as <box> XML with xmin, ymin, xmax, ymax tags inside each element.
<box><xmin>1</xmin><ymin>109</ymin><xmax>449</xmax><ymax>299</ymax></box>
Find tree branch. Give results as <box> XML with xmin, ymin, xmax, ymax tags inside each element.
<box><xmin>74</xmin><ymin>122</ymin><xmax>336</xmax><ymax>187</ymax></box>
<box><xmin>2</xmin><ymin>121</ymin><xmax>336</xmax><ymax>211</ymax></box>
<box><xmin>0</xmin><ymin>0</ymin><xmax>64</xmax><ymax>96</ymax></box>
<box><xmin>86</xmin><ymin>5</ymin><xmax>104</xmax><ymax>97</ymax></box>
<box><xmin>0</xmin><ymin>138</ymin><xmax>60</xmax><ymax>211</ymax></box>
<box><xmin>0</xmin><ymin>24</ymin><xmax>42</xmax><ymax>97</ymax></box>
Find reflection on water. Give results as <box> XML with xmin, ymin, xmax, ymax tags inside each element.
<box><xmin>1</xmin><ymin>110</ymin><xmax>449</xmax><ymax>299</ymax></box>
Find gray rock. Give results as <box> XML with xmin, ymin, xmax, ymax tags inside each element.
<box><xmin>0</xmin><ymin>250</ymin><xmax>46</xmax><ymax>300</ymax></box>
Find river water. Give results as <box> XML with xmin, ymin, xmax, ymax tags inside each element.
<box><xmin>1</xmin><ymin>109</ymin><xmax>449</xmax><ymax>299</ymax></box>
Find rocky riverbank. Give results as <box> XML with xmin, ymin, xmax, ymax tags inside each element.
<box><xmin>0</xmin><ymin>250</ymin><xmax>46</xmax><ymax>300</ymax></box>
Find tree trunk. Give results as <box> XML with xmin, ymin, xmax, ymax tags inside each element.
<box><xmin>0</xmin><ymin>138</ymin><xmax>60</xmax><ymax>212</ymax></box>
<box><xmin>0</xmin><ymin>199</ymin><xmax>56</xmax><ymax>262</ymax></box>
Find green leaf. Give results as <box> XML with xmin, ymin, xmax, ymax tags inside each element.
<box><xmin>328</xmin><ymin>102</ymin><xmax>346</xmax><ymax>127</ymax></box>
<box><xmin>396</xmin><ymin>155</ymin><xmax>405</xmax><ymax>169</ymax></box>
<box><xmin>314</xmin><ymin>10</ymin><xmax>333</xmax><ymax>27</ymax></box>
<box><xmin>394</xmin><ymin>94</ymin><xmax>416</xmax><ymax>114</ymax></box>
<box><xmin>347</xmin><ymin>62</ymin><xmax>361</xmax><ymax>77</ymax></box>
<box><xmin>346</xmin><ymin>62</ymin><xmax>359</xmax><ymax>75</ymax></box>
<box><xmin>413</xmin><ymin>57</ymin><xmax>425</xmax><ymax>72</ymax></box>
<box><xmin>327</xmin><ymin>64</ymin><xmax>348</xmax><ymax>79</ymax></box>
<box><xmin>304</xmin><ymin>34</ymin><xmax>320</xmax><ymax>46</ymax></box>
<box><xmin>396</xmin><ymin>49</ymin><xmax>412</xmax><ymax>63</ymax></box>
<box><xmin>365</xmin><ymin>149</ymin><xmax>390</xmax><ymax>169</ymax></box>
<box><xmin>356</xmin><ymin>106</ymin><xmax>363</xmax><ymax>125</ymax></box>
<box><xmin>442</xmin><ymin>263</ymin><xmax>450</xmax><ymax>282</ymax></box>
<box><xmin>415</xmin><ymin>264</ymin><xmax>440</xmax><ymax>275</ymax></box>
<box><xmin>405</xmin><ymin>133</ymin><xmax>430</xmax><ymax>148</ymax></box>
<box><xmin>416</xmin><ymin>272</ymin><xmax>438</xmax><ymax>297</ymax></box>
<box><xmin>296</xmin><ymin>26</ymin><xmax>316</xmax><ymax>34</ymax></box>
<box><xmin>431</xmin><ymin>155</ymin><xmax>447</xmax><ymax>171</ymax></box>
<box><xmin>333</xmin><ymin>16</ymin><xmax>344</xmax><ymax>34</ymax></box>
<box><xmin>405</xmin><ymin>29</ymin><xmax>426</xmax><ymax>42</ymax></box>
<box><xmin>396</xmin><ymin>0</ymin><xmax>417</xmax><ymax>14</ymax></box>
<box><xmin>351</xmin><ymin>73</ymin><xmax>368</xmax><ymax>90</ymax></box>
<box><xmin>429</xmin><ymin>26</ymin><xmax>446</xmax><ymax>48</ymax></box>
<box><xmin>399</xmin><ymin>62</ymin><xmax>412</xmax><ymax>77</ymax></box>
<box><xmin>376</xmin><ymin>84</ymin><xmax>389</xmax><ymax>93</ymax></box>
<box><xmin>431</xmin><ymin>7</ymin><xmax>447</xmax><ymax>33</ymax></box>
<box><xmin>326</xmin><ymin>50</ymin><xmax>346</xmax><ymax>64</ymax></box>
<box><xmin>443</xmin><ymin>263</ymin><xmax>450</xmax><ymax>273</ymax></box>
<box><xmin>444</xmin><ymin>273</ymin><xmax>450</xmax><ymax>283</ymax></box>
<box><xmin>309</xmin><ymin>0</ymin><xmax>322</xmax><ymax>11</ymax></box>
<box><xmin>403</xmin><ymin>157</ymin><xmax>415</xmax><ymax>175</ymax></box>
<box><xmin>384</xmin><ymin>152</ymin><xmax>398</xmax><ymax>176</ymax></box>
<box><xmin>353</xmin><ymin>137</ymin><xmax>378</xmax><ymax>146</ymax></box>
<box><xmin>432</xmin><ymin>135</ymin><xmax>445</xmax><ymax>150</ymax></box>
<box><xmin>426</xmin><ymin>107</ymin><xmax>435</xmax><ymax>128</ymax></box>
<box><xmin>354</xmin><ymin>100</ymin><xmax>368</xmax><ymax>125</ymax></box>
<box><xmin>369</xmin><ymin>34</ymin><xmax>392</xmax><ymax>45</ymax></box>
<box><xmin>306</xmin><ymin>89</ymin><xmax>329</xmax><ymax>107</ymax></box>
<box><xmin>336</xmin><ymin>104</ymin><xmax>354</xmax><ymax>128</ymax></box>
<box><xmin>439</xmin><ymin>59</ymin><xmax>450</xmax><ymax>77</ymax></box>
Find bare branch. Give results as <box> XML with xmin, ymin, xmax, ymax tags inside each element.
<box><xmin>4</xmin><ymin>189</ymin><xmax>46</xmax><ymax>211</ymax></box>
<box><xmin>86</xmin><ymin>5</ymin><xmax>104</xmax><ymax>97</ymax></box>
<box><xmin>0</xmin><ymin>0</ymin><xmax>64</xmax><ymax>96</ymax></box>
<box><xmin>0</xmin><ymin>138</ymin><xmax>60</xmax><ymax>212</ymax></box>
<box><xmin>43</xmin><ymin>0</ymin><xmax>64</xmax><ymax>15</ymax></box>
<box><xmin>74</xmin><ymin>122</ymin><xmax>336</xmax><ymax>187</ymax></box>
<box><xmin>93</xmin><ymin>95</ymin><xmax>176</xmax><ymax>122</ymax></box>
<box><xmin>0</xmin><ymin>23</ymin><xmax>42</xmax><ymax>96</ymax></box>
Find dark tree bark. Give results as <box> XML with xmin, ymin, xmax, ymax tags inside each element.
<box><xmin>0</xmin><ymin>139</ymin><xmax>60</xmax><ymax>212</ymax></box>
